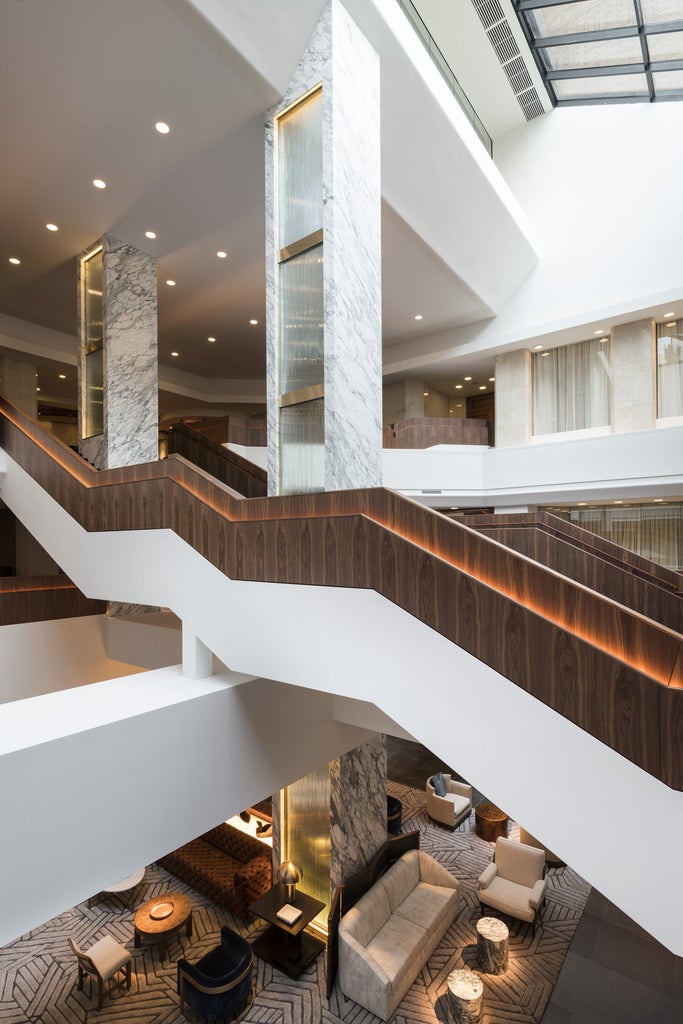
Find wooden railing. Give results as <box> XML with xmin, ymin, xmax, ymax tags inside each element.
<box><xmin>167</xmin><ymin>422</ymin><xmax>267</xmax><ymax>498</ymax></box>
<box><xmin>0</xmin><ymin>575</ymin><xmax>106</xmax><ymax>626</ymax></box>
<box><xmin>1</xmin><ymin>395</ymin><xmax>680</xmax><ymax>789</ymax></box>
<box><xmin>466</xmin><ymin>512</ymin><xmax>682</xmax><ymax>633</ymax></box>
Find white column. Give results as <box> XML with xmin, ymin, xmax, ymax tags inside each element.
<box><xmin>494</xmin><ymin>349</ymin><xmax>532</xmax><ymax>447</ymax></box>
<box><xmin>182</xmin><ymin>629</ymin><xmax>214</xmax><ymax>680</ymax></box>
<box><xmin>611</xmin><ymin>319</ymin><xmax>656</xmax><ymax>433</ymax></box>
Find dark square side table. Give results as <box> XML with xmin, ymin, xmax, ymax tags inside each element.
<box><xmin>249</xmin><ymin>882</ymin><xmax>325</xmax><ymax>979</ymax></box>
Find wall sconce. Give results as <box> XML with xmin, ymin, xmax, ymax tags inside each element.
<box><xmin>277</xmin><ymin>860</ymin><xmax>303</xmax><ymax>903</ymax></box>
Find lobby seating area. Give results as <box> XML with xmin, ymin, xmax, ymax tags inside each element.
<box><xmin>158</xmin><ymin>822</ymin><xmax>272</xmax><ymax>924</ymax></box>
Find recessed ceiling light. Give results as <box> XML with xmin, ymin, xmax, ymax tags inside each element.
<box><xmin>36</xmin><ymin>387</ymin><xmax>40</xmax><ymax>392</ymax></box>
<box><xmin>449</xmin><ymin>506</ymin><xmax>459</xmax><ymax>511</ymax></box>
<box><xmin>8</xmin><ymin>257</ymin><xmax>20</xmax><ymax>265</ymax></box>
<box><xmin>166</xmin><ymin>279</ymin><xmax>176</xmax><ymax>286</ymax></box>
<box><xmin>599</xmin><ymin>337</ymin><xmax>608</xmax><ymax>343</ymax></box>
<box><xmin>58</xmin><ymin>374</ymin><xmax>66</xmax><ymax>380</ymax></box>
<box><xmin>594</xmin><ymin>328</ymin><xmax>605</xmax><ymax>335</ymax></box>
<box><xmin>46</xmin><ymin>223</ymin><xmax>58</xmax><ymax>232</ymax></box>
<box><xmin>464</xmin><ymin>376</ymin><xmax>472</xmax><ymax>381</ymax></box>
<box><xmin>455</xmin><ymin>384</ymin><xmax>462</xmax><ymax>390</ymax></box>
<box><xmin>533</xmin><ymin>344</ymin><xmax>544</xmax><ymax>350</ymax></box>
<box><xmin>653</xmin><ymin>498</ymin><xmax>664</xmax><ymax>503</ymax></box>
<box><xmin>666</xmin><ymin>321</ymin><xmax>676</xmax><ymax>328</ymax></box>
<box><xmin>614</xmin><ymin>500</ymin><xmax>623</xmax><ymax>504</ymax></box>
<box><xmin>92</xmin><ymin>179</ymin><xmax>106</xmax><ymax>189</ymax></box>
<box><xmin>455</xmin><ymin>403</ymin><xmax>462</xmax><ymax>408</ymax></box>
<box><xmin>216</xmin><ymin>250</ymin><xmax>228</xmax><ymax>259</ymax></box>
<box><xmin>208</xmin><ymin>336</ymin><xmax>216</xmax><ymax>342</ymax></box>
<box><xmin>578</xmin><ymin>502</ymin><xmax>586</xmax><ymax>506</ymax></box>
<box><xmin>423</xmin><ymin>391</ymin><xmax>429</xmax><ymax>397</ymax></box>
<box><xmin>155</xmin><ymin>121</ymin><xmax>170</xmax><ymax>134</ymax></box>
<box><xmin>541</xmin><ymin>351</ymin><xmax>550</xmax><ymax>357</ymax></box>
<box><xmin>414</xmin><ymin>314</ymin><xmax>423</xmax><ymax>320</ymax></box>
<box><xmin>489</xmin><ymin>377</ymin><xmax>495</xmax><ymax>382</ymax></box>
<box><xmin>663</xmin><ymin>311</ymin><xmax>674</xmax><ymax>318</ymax></box>
<box><xmin>171</xmin><ymin>351</ymin><xmax>179</xmax><ymax>357</ymax></box>
<box><xmin>145</xmin><ymin>230</ymin><xmax>157</xmax><ymax>239</ymax></box>
<box><xmin>479</xmin><ymin>385</ymin><xmax>487</xmax><ymax>390</ymax></box>
<box><xmin>249</xmin><ymin>319</ymin><xmax>258</xmax><ymax>325</ymax></box>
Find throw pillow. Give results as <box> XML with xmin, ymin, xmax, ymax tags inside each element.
<box><xmin>432</xmin><ymin>771</ymin><xmax>447</xmax><ymax>797</ymax></box>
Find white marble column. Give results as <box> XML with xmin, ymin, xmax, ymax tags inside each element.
<box><xmin>0</xmin><ymin>355</ymin><xmax>37</xmax><ymax>417</ymax></box>
<box><xmin>265</xmin><ymin>0</ymin><xmax>382</xmax><ymax>494</ymax></box>
<box><xmin>78</xmin><ymin>235</ymin><xmax>158</xmax><ymax>470</ymax></box>
<box><xmin>494</xmin><ymin>349</ymin><xmax>532</xmax><ymax>447</ymax></box>
<box><xmin>330</xmin><ymin>734</ymin><xmax>387</xmax><ymax>890</ymax></box>
<box><xmin>611</xmin><ymin>319</ymin><xmax>656</xmax><ymax>433</ymax></box>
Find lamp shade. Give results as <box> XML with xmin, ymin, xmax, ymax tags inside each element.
<box><xmin>277</xmin><ymin>860</ymin><xmax>303</xmax><ymax>902</ymax></box>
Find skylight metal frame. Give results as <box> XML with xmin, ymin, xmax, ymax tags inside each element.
<box><xmin>513</xmin><ymin>0</ymin><xmax>683</xmax><ymax>105</ymax></box>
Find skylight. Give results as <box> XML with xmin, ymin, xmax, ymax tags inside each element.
<box><xmin>514</xmin><ymin>0</ymin><xmax>683</xmax><ymax>105</ymax></box>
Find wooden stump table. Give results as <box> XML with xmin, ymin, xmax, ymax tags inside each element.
<box><xmin>474</xmin><ymin>801</ymin><xmax>508</xmax><ymax>842</ymax></box>
<box><xmin>477</xmin><ymin>916</ymin><xmax>509</xmax><ymax>974</ymax></box>
<box><xmin>447</xmin><ymin>969</ymin><xmax>483</xmax><ymax>1024</ymax></box>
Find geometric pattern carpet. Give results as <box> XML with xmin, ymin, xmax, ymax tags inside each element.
<box><xmin>0</xmin><ymin>784</ymin><xmax>589</xmax><ymax>1024</ymax></box>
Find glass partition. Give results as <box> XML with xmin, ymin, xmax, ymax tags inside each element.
<box><xmin>82</xmin><ymin>246</ymin><xmax>104</xmax><ymax>437</ymax></box>
<box><xmin>279</xmin><ymin>246</ymin><xmax>324</xmax><ymax>395</ymax></box>
<box><xmin>282</xmin><ymin>764</ymin><xmax>330</xmax><ymax>935</ymax></box>
<box><xmin>278</xmin><ymin>89</ymin><xmax>323</xmax><ymax>251</ymax></box>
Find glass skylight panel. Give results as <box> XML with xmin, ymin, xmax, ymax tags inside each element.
<box><xmin>541</xmin><ymin>36</ymin><xmax>643</xmax><ymax>71</ymax></box>
<box><xmin>553</xmin><ymin>72</ymin><xmax>649</xmax><ymax>98</ymax></box>
<box><xmin>647</xmin><ymin>31</ymin><xmax>683</xmax><ymax>63</ymax></box>
<box><xmin>641</xmin><ymin>0</ymin><xmax>683</xmax><ymax>24</ymax></box>
<box><xmin>653</xmin><ymin>69</ymin><xmax>683</xmax><ymax>90</ymax></box>
<box><xmin>529</xmin><ymin>0</ymin><xmax>636</xmax><ymax>40</ymax></box>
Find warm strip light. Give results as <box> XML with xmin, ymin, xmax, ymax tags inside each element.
<box><xmin>1</xmin><ymin>399</ymin><xmax>674</xmax><ymax>687</ymax></box>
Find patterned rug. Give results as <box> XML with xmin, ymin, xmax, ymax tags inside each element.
<box><xmin>0</xmin><ymin>785</ymin><xmax>589</xmax><ymax>1024</ymax></box>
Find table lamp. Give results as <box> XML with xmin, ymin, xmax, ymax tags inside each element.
<box><xmin>277</xmin><ymin>860</ymin><xmax>303</xmax><ymax>903</ymax></box>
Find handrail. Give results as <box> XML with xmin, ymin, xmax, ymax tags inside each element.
<box><xmin>394</xmin><ymin>0</ymin><xmax>493</xmax><ymax>156</ymax></box>
<box><xmin>0</xmin><ymin>394</ymin><xmax>680</xmax><ymax>789</ymax></box>
<box><xmin>0</xmin><ymin>574</ymin><xmax>106</xmax><ymax>626</ymax></box>
<box><xmin>167</xmin><ymin>422</ymin><xmax>267</xmax><ymax>498</ymax></box>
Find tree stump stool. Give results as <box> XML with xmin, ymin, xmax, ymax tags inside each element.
<box><xmin>477</xmin><ymin>916</ymin><xmax>509</xmax><ymax>974</ymax></box>
<box><xmin>446</xmin><ymin>969</ymin><xmax>483</xmax><ymax>1024</ymax></box>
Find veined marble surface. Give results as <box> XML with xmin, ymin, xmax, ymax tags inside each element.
<box><xmin>330</xmin><ymin>733</ymin><xmax>387</xmax><ymax>890</ymax></box>
<box><xmin>265</xmin><ymin>0</ymin><xmax>382</xmax><ymax>494</ymax></box>
<box><xmin>77</xmin><ymin>235</ymin><xmax>158</xmax><ymax>470</ymax></box>
<box><xmin>104</xmin><ymin>237</ymin><xmax>158</xmax><ymax>469</ymax></box>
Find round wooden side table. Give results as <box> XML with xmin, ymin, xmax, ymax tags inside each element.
<box><xmin>475</xmin><ymin>801</ymin><xmax>508</xmax><ymax>842</ymax></box>
<box><xmin>134</xmin><ymin>893</ymin><xmax>193</xmax><ymax>962</ymax></box>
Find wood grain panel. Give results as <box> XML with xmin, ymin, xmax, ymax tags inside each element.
<box><xmin>0</xmin><ymin>576</ymin><xmax>106</xmax><ymax>625</ymax></box>
<box><xmin>1</xmin><ymin>396</ymin><xmax>681</xmax><ymax>789</ymax></box>
<box><xmin>167</xmin><ymin>422</ymin><xmax>267</xmax><ymax>497</ymax></box>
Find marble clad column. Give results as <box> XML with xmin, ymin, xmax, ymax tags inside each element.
<box><xmin>611</xmin><ymin>318</ymin><xmax>656</xmax><ymax>433</ymax></box>
<box><xmin>0</xmin><ymin>355</ymin><xmax>37</xmax><ymax>417</ymax></box>
<box><xmin>330</xmin><ymin>734</ymin><xmax>387</xmax><ymax>890</ymax></box>
<box><xmin>494</xmin><ymin>349</ymin><xmax>532</xmax><ymax>447</ymax></box>
<box><xmin>78</xmin><ymin>234</ymin><xmax>158</xmax><ymax>470</ymax></box>
<box><xmin>265</xmin><ymin>0</ymin><xmax>382</xmax><ymax>494</ymax></box>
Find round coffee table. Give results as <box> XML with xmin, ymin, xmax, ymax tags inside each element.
<box><xmin>134</xmin><ymin>893</ymin><xmax>193</xmax><ymax>961</ymax></box>
<box><xmin>477</xmin><ymin>916</ymin><xmax>509</xmax><ymax>974</ymax></box>
<box><xmin>475</xmin><ymin>801</ymin><xmax>508</xmax><ymax>842</ymax></box>
<box><xmin>447</xmin><ymin>968</ymin><xmax>483</xmax><ymax>1023</ymax></box>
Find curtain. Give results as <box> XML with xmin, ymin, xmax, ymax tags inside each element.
<box><xmin>656</xmin><ymin>320</ymin><xmax>683</xmax><ymax>419</ymax></box>
<box><xmin>550</xmin><ymin>503</ymin><xmax>683</xmax><ymax>570</ymax></box>
<box><xmin>533</xmin><ymin>337</ymin><xmax>611</xmax><ymax>435</ymax></box>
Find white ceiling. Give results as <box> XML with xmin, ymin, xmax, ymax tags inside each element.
<box><xmin>0</xmin><ymin>0</ymin><xmax>530</xmax><ymax>412</ymax></box>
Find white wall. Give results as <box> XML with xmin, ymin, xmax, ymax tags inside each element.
<box><xmin>0</xmin><ymin>616</ymin><xmax>141</xmax><ymax>704</ymax></box>
<box><xmin>382</xmin><ymin>424</ymin><xmax>683</xmax><ymax>507</ymax></box>
<box><xmin>384</xmin><ymin>102</ymin><xmax>683</xmax><ymax>376</ymax></box>
<box><xmin>2</xmin><ymin>447</ymin><xmax>682</xmax><ymax>955</ymax></box>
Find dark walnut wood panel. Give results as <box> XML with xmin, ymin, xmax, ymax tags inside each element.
<box><xmin>383</xmin><ymin>416</ymin><xmax>491</xmax><ymax>448</ymax></box>
<box><xmin>1</xmin><ymin>396</ymin><xmax>681</xmax><ymax>789</ymax></box>
<box><xmin>467</xmin><ymin>513</ymin><xmax>682</xmax><ymax>633</ymax></box>
<box><xmin>167</xmin><ymin>422</ymin><xmax>267</xmax><ymax>498</ymax></box>
<box><xmin>0</xmin><ymin>576</ymin><xmax>106</xmax><ymax>625</ymax></box>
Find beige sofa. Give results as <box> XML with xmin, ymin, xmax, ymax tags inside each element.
<box><xmin>426</xmin><ymin>773</ymin><xmax>472</xmax><ymax>830</ymax></box>
<box><xmin>338</xmin><ymin>849</ymin><xmax>459</xmax><ymax>1020</ymax></box>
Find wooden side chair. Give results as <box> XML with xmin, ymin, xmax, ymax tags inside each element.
<box><xmin>68</xmin><ymin>935</ymin><xmax>132</xmax><ymax>1009</ymax></box>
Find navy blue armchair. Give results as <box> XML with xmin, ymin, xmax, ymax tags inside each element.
<box><xmin>177</xmin><ymin>926</ymin><xmax>253</xmax><ymax>1022</ymax></box>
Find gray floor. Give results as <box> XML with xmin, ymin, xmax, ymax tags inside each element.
<box><xmin>387</xmin><ymin>736</ymin><xmax>683</xmax><ymax>1024</ymax></box>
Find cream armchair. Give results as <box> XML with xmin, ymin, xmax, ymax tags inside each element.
<box><xmin>426</xmin><ymin>773</ymin><xmax>472</xmax><ymax>830</ymax></box>
<box><xmin>478</xmin><ymin>837</ymin><xmax>547</xmax><ymax>933</ymax></box>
